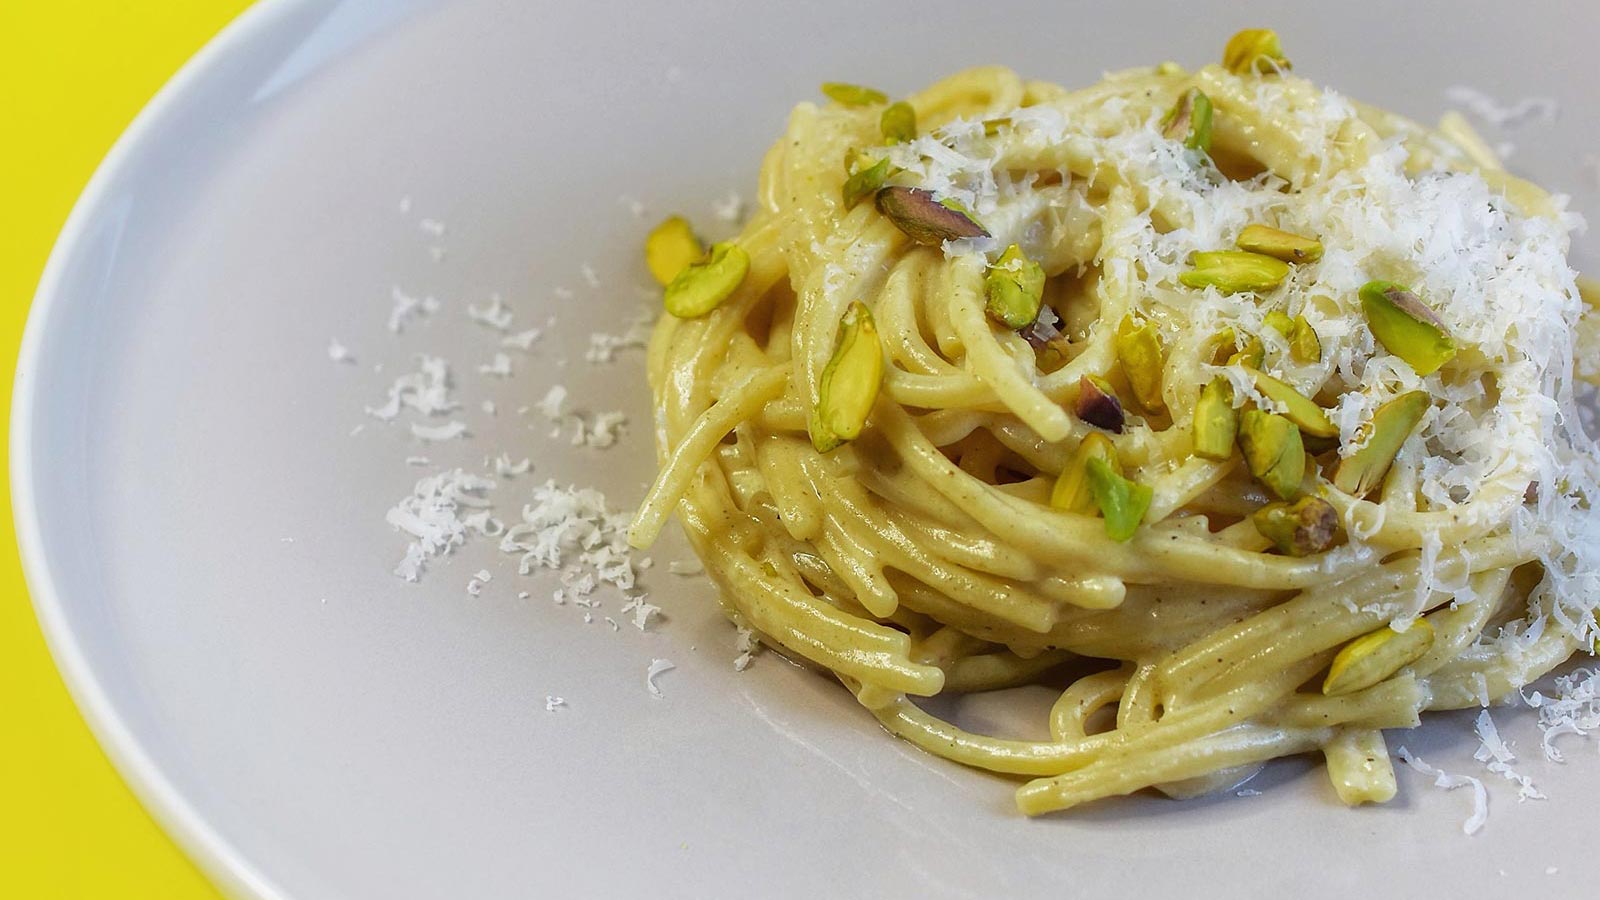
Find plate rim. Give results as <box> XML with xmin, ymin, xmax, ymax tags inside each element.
<box><xmin>11</xmin><ymin>1</ymin><xmax>316</xmax><ymax>897</ymax></box>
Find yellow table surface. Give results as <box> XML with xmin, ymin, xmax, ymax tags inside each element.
<box><xmin>2</xmin><ymin>2</ymin><xmax>258</xmax><ymax>897</ymax></box>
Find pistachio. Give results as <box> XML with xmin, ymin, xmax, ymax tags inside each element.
<box><xmin>842</xmin><ymin>155</ymin><xmax>893</xmax><ymax>209</ymax></box>
<box><xmin>1223</xmin><ymin>28</ymin><xmax>1291</xmax><ymax>75</ymax></box>
<box><xmin>1251</xmin><ymin>496</ymin><xmax>1339</xmax><ymax>556</ymax></box>
<box><xmin>1051</xmin><ymin>432</ymin><xmax>1118</xmax><ymax>514</ymax></box>
<box><xmin>983</xmin><ymin>244</ymin><xmax>1045</xmax><ymax>329</ymax></box>
<box><xmin>1160</xmin><ymin>88</ymin><xmax>1214</xmax><ymax>152</ymax></box>
<box><xmin>663</xmin><ymin>241</ymin><xmax>749</xmax><ymax>319</ymax></box>
<box><xmin>644</xmin><ymin>215</ymin><xmax>703</xmax><ymax>286</ymax></box>
<box><xmin>1323</xmin><ymin>619</ymin><xmax>1435</xmax><ymax>696</ymax></box>
<box><xmin>880</xmin><ymin>100</ymin><xmax>917</xmax><ymax>144</ymax></box>
<box><xmin>1264</xmin><ymin>309</ymin><xmax>1295</xmax><ymax>337</ymax></box>
<box><xmin>1332</xmin><ymin>390</ymin><xmax>1430</xmax><ymax>498</ymax></box>
<box><xmin>1115</xmin><ymin>316</ymin><xmax>1166</xmax><ymax>412</ymax></box>
<box><xmin>1227</xmin><ymin>334</ymin><xmax>1264</xmax><ymax>369</ymax></box>
<box><xmin>1289</xmin><ymin>316</ymin><xmax>1322</xmax><ymax>363</ymax></box>
<box><xmin>1155</xmin><ymin>61</ymin><xmax>1186</xmax><ymax>77</ymax></box>
<box><xmin>1238</xmin><ymin>409</ymin><xmax>1305</xmax><ymax>500</ymax></box>
<box><xmin>1236</xmin><ymin>224</ymin><xmax>1323</xmax><ymax>262</ymax></box>
<box><xmin>981</xmin><ymin>116</ymin><xmax>1011</xmax><ymax>136</ymax></box>
<box><xmin>1179</xmin><ymin>250</ymin><xmax>1290</xmax><ymax>294</ymax></box>
<box><xmin>874</xmin><ymin>186</ymin><xmax>990</xmax><ymax>245</ymax></box>
<box><xmin>1086</xmin><ymin>457</ymin><xmax>1153</xmax><ymax>542</ymax></box>
<box><xmin>1244</xmin><ymin>368</ymin><xmax>1338</xmax><ymax>438</ymax></box>
<box><xmin>811</xmin><ymin>301</ymin><xmax>884</xmax><ymax>452</ymax></box>
<box><xmin>1075</xmin><ymin>375</ymin><xmax>1125</xmax><ymax>433</ymax></box>
<box><xmin>821</xmin><ymin>82</ymin><xmax>887</xmax><ymax>106</ymax></box>
<box><xmin>1192</xmin><ymin>376</ymin><xmax>1238</xmax><ymax>460</ymax></box>
<box><xmin>1360</xmin><ymin>280</ymin><xmax>1457</xmax><ymax>376</ymax></box>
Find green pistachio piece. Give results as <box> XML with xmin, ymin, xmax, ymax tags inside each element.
<box><xmin>874</xmin><ymin>186</ymin><xmax>990</xmax><ymax>245</ymax></box>
<box><xmin>1238</xmin><ymin>409</ymin><xmax>1305</xmax><ymax>500</ymax></box>
<box><xmin>1160</xmin><ymin>88</ymin><xmax>1214</xmax><ymax>152</ymax></box>
<box><xmin>1289</xmin><ymin>316</ymin><xmax>1322</xmax><ymax>363</ymax></box>
<box><xmin>1051</xmin><ymin>432</ymin><xmax>1119</xmax><ymax>514</ymax></box>
<box><xmin>1179</xmin><ymin>250</ymin><xmax>1291</xmax><ymax>294</ymax></box>
<box><xmin>1223</xmin><ymin>28</ymin><xmax>1291</xmax><ymax>75</ymax></box>
<box><xmin>821</xmin><ymin>82</ymin><xmax>887</xmax><ymax>106</ymax></box>
<box><xmin>663</xmin><ymin>241</ymin><xmax>749</xmax><ymax>319</ymax></box>
<box><xmin>842</xmin><ymin>154</ymin><xmax>893</xmax><ymax>209</ymax></box>
<box><xmin>983</xmin><ymin>244</ymin><xmax>1045</xmax><ymax>329</ymax></box>
<box><xmin>1323</xmin><ymin>619</ymin><xmax>1435</xmax><ymax>696</ymax></box>
<box><xmin>810</xmin><ymin>301</ymin><xmax>884</xmax><ymax>452</ymax></box>
<box><xmin>1075</xmin><ymin>375</ymin><xmax>1125</xmax><ymax>433</ymax></box>
<box><xmin>1115</xmin><ymin>316</ymin><xmax>1166</xmax><ymax>412</ymax></box>
<box><xmin>1332</xmin><ymin>390</ymin><xmax>1430</xmax><ymax>497</ymax></box>
<box><xmin>1085</xmin><ymin>457</ymin><xmax>1153</xmax><ymax>542</ymax></box>
<box><xmin>1236</xmin><ymin>224</ymin><xmax>1323</xmax><ymax>262</ymax></box>
<box><xmin>1155</xmin><ymin>61</ymin><xmax>1186</xmax><ymax>77</ymax></box>
<box><xmin>1227</xmin><ymin>334</ymin><xmax>1265</xmax><ymax>369</ymax></box>
<box><xmin>1359</xmin><ymin>280</ymin><xmax>1457</xmax><ymax>376</ymax></box>
<box><xmin>880</xmin><ymin>101</ymin><xmax>917</xmax><ymax>143</ymax></box>
<box><xmin>1264</xmin><ymin>309</ymin><xmax>1295</xmax><ymax>337</ymax></box>
<box><xmin>1252</xmin><ymin>496</ymin><xmax>1339</xmax><ymax>556</ymax></box>
<box><xmin>644</xmin><ymin>215</ymin><xmax>703</xmax><ymax>286</ymax></box>
<box><xmin>981</xmin><ymin>116</ymin><xmax>1011</xmax><ymax>136</ymax></box>
<box><xmin>1193</xmin><ymin>376</ymin><xmax>1238</xmax><ymax>460</ymax></box>
<box><xmin>1244</xmin><ymin>368</ymin><xmax>1338</xmax><ymax>438</ymax></box>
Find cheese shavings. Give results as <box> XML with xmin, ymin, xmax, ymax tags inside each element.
<box><xmin>497</xmin><ymin>481</ymin><xmax>638</xmax><ymax>592</ymax></box>
<box><xmin>1471</xmin><ymin>709</ymin><xmax>1544</xmax><ymax>801</ymax></box>
<box><xmin>387</xmin><ymin>286</ymin><xmax>440</xmax><ymax>333</ymax></box>
<box><xmin>327</xmin><ymin>339</ymin><xmax>355</xmax><ymax>363</ymax></box>
<box><xmin>386</xmin><ymin>469</ymin><xmax>497</xmax><ymax>581</ymax></box>
<box><xmin>466</xmin><ymin>293</ymin><xmax>514</xmax><ymax>331</ymax></box>
<box><xmin>1395</xmin><ymin>746</ymin><xmax>1489</xmax><ymax>835</ymax></box>
<box><xmin>366</xmin><ymin>356</ymin><xmax>458</xmax><ymax>421</ymax></box>
<box><xmin>646</xmin><ymin>658</ymin><xmax>676</xmax><ymax>697</ymax></box>
<box><xmin>410</xmin><ymin>421</ymin><xmax>468</xmax><ymax>442</ymax></box>
<box><xmin>1523</xmin><ymin>667</ymin><xmax>1600</xmax><ymax>762</ymax></box>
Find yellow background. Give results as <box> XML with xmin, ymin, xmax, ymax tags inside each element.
<box><xmin>1</xmin><ymin>2</ymin><xmax>254</xmax><ymax>897</ymax></box>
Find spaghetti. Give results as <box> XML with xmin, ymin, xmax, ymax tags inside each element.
<box><xmin>627</xmin><ymin>32</ymin><xmax>1600</xmax><ymax>815</ymax></box>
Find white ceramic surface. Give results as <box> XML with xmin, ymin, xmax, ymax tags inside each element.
<box><xmin>15</xmin><ymin>1</ymin><xmax>1600</xmax><ymax>897</ymax></box>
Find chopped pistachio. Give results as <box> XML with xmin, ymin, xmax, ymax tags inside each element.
<box><xmin>1115</xmin><ymin>316</ymin><xmax>1166</xmax><ymax>412</ymax></box>
<box><xmin>1360</xmin><ymin>280</ymin><xmax>1457</xmax><ymax>376</ymax></box>
<box><xmin>1075</xmin><ymin>375</ymin><xmax>1125</xmax><ymax>433</ymax></box>
<box><xmin>820</xmin><ymin>82</ymin><xmax>887</xmax><ymax>106</ymax></box>
<box><xmin>1227</xmin><ymin>334</ymin><xmax>1265</xmax><ymax>369</ymax></box>
<box><xmin>984</xmin><ymin>244</ymin><xmax>1045</xmax><ymax>329</ymax></box>
<box><xmin>663</xmin><ymin>241</ymin><xmax>749</xmax><ymax>319</ymax></box>
<box><xmin>874</xmin><ymin>186</ymin><xmax>990</xmax><ymax>245</ymax></box>
<box><xmin>1179</xmin><ymin>250</ymin><xmax>1291</xmax><ymax>294</ymax></box>
<box><xmin>1193</xmin><ymin>377</ymin><xmax>1238</xmax><ymax>460</ymax></box>
<box><xmin>644</xmin><ymin>215</ymin><xmax>703</xmax><ymax>286</ymax></box>
<box><xmin>842</xmin><ymin>155</ymin><xmax>893</xmax><ymax>209</ymax></box>
<box><xmin>1238</xmin><ymin>409</ymin><xmax>1305</xmax><ymax>500</ymax></box>
<box><xmin>880</xmin><ymin>101</ymin><xmax>917</xmax><ymax>143</ymax></box>
<box><xmin>1154</xmin><ymin>61</ymin><xmax>1186</xmax><ymax>77</ymax></box>
<box><xmin>811</xmin><ymin>301</ymin><xmax>883</xmax><ymax>452</ymax></box>
<box><xmin>1223</xmin><ymin>28</ymin><xmax>1291</xmax><ymax>75</ymax></box>
<box><xmin>1244</xmin><ymin>368</ymin><xmax>1338</xmax><ymax>438</ymax></box>
<box><xmin>1086</xmin><ymin>457</ymin><xmax>1153</xmax><ymax>542</ymax></box>
<box><xmin>1236</xmin><ymin>224</ymin><xmax>1323</xmax><ymax>262</ymax></box>
<box><xmin>1288</xmin><ymin>316</ymin><xmax>1321</xmax><ymax>363</ymax></box>
<box><xmin>1252</xmin><ymin>496</ymin><xmax>1339</xmax><ymax>556</ymax></box>
<box><xmin>1332</xmin><ymin>390</ymin><xmax>1430</xmax><ymax>497</ymax></box>
<box><xmin>981</xmin><ymin>116</ymin><xmax>1011</xmax><ymax>136</ymax></box>
<box><xmin>1051</xmin><ymin>432</ymin><xmax>1118</xmax><ymax>514</ymax></box>
<box><xmin>1323</xmin><ymin>619</ymin><xmax>1435</xmax><ymax>696</ymax></box>
<box><xmin>1264</xmin><ymin>309</ymin><xmax>1295</xmax><ymax>337</ymax></box>
<box><xmin>1160</xmin><ymin>88</ymin><xmax>1214</xmax><ymax>152</ymax></box>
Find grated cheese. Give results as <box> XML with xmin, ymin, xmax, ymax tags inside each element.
<box><xmin>466</xmin><ymin>569</ymin><xmax>492</xmax><ymax>597</ymax></box>
<box><xmin>501</xmin><ymin>328</ymin><xmax>543</xmax><ymax>351</ymax></box>
<box><xmin>366</xmin><ymin>356</ymin><xmax>457</xmax><ymax>421</ymax></box>
<box><xmin>387</xmin><ymin>286</ymin><xmax>440</xmax><ymax>333</ymax></box>
<box><xmin>385</xmin><ymin>469</ymin><xmax>497</xmax><ymax>582</ymax></box>
<box><xmin>545</xmin><ymin>696</ymin><xmax>567</xmax><ymax>712</ymax></box>
<box><xmin>1444</xmin><ymin>86</ymin><xmax>1559</xmax><ymax>129</ymax></box>
<box><xmin>409</xmin><ymin>421</ymin><xmax>468</xmax><ymax>442</ymax></box>
<box><xmin>646</xmin><ymin>658</ymin><xmax>676</xmax><ymax>697</ymax></box>
<box><xmin>492</xmin><ymin>454</ymin><xmax>531</xmax><ymax>477</ymax></box>
<box><xmin>712</xmin><ymin>190</ymin><xmax>744</xmax><ymax>224</ymax></box>
<box><xmin>466</xmin><ymin>293</ymin><xmax>514</xmax><ymax>331</ymax></box>
<box><xmin>535</xmin><ymin>385</ymin><xmax>567</xmax><ymax>420</ymax></box>
<box><xmin>1395</xmin><ymin>746</ymin><xmax>1489</xmax><ymax>835</ymax></box>
<box><xmin>327</xmin><ymin>339</ymin><xmax>354</xmax><ymax>363</ymax></box>
<box><xmin>477</xmin><ymin>353</ymin><xmax>513</xmax><ymax>378</ymax></box>
<box><xmin>1471</xmin><ymin>710</ymin><xmax>1544</xmax><ymax>801</ymax></box>
<box><xmin>733</xmin><ymin>625</ymin><xmax>761</xmax><ymax>671</ymax></box>
<box><xmin>584</xmin><ymin>309</ymin><xmax>656</xmax><ymax>363</ymax></box>
<box><xmin>419</xmin><ymin>217</ymin><xmax>446</xmax><ymax>236</ymax></box>
<box><xmin>621</xmin><ymin>595</ymin><xmax>661</xmax><ymax>631</ymax></box>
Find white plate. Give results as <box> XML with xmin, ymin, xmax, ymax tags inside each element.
<box><xmin>15</xmin><ymin>1</ymin><xmax>1600</xmax><ymax>897</ymax></box>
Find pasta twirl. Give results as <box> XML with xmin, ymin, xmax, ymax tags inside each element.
<box><xmin>628</xmin><ymin>36</ymin><xmax>1600</xmax><ymax>816</ymax></box>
